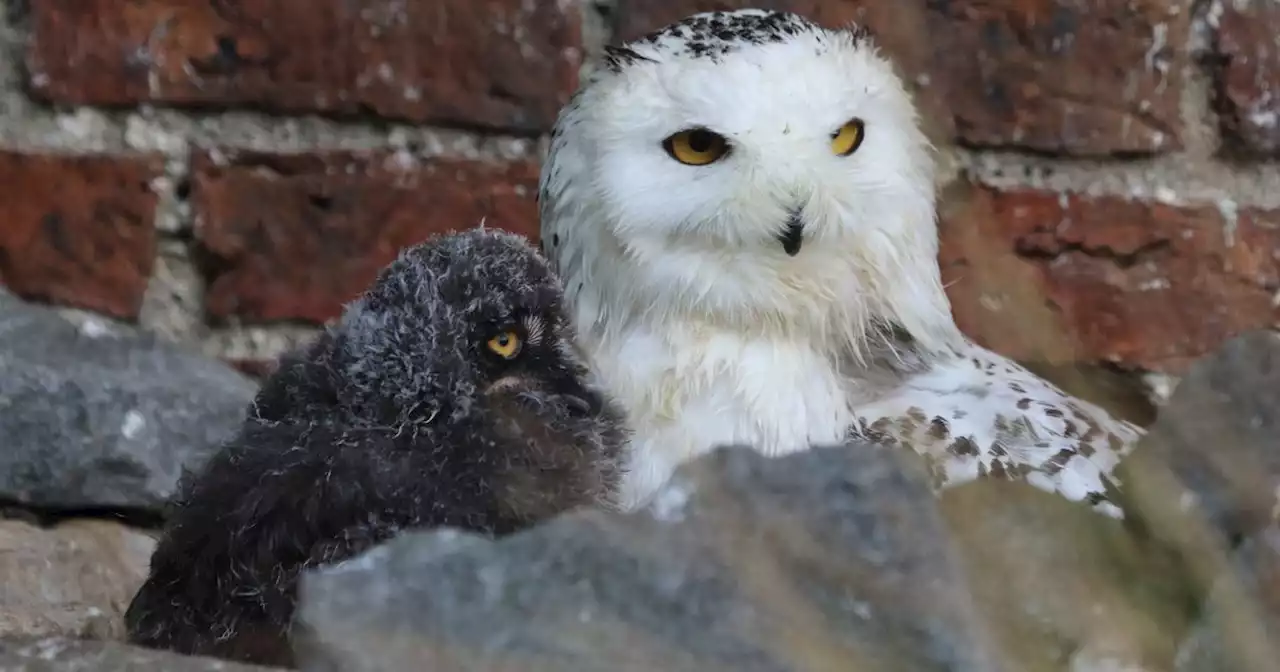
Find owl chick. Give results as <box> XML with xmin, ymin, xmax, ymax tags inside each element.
<box><xmin>539</xmin><ymin>9</ymin><xmax>1143</xmax><ymax>516</ymax></box>
<box><xmin>124</xmin><ymin>228</ymin><xmax>627</xmax><ymax>667</ymax></box>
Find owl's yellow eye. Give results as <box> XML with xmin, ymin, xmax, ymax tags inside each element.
<box><xmin>486</xmin><ymin>331</ymin><xmax>522</xmax><ymax>359</ymax></box>
<box><xmin>831</xmin><ymin>119</ymin><xmax>865</xmax><ymax>156</ymax></box>
<box><xmin>663</xmin><ymin>128</ymin><xmax>729</xmax><ymax>166</ymax></box>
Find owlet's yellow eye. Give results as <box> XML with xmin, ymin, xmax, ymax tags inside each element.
<box><xmin>831</xmin><ymin>118</ymin><xmax>865</xmax><ymax>156</ymax></box>
<box><xmin>663</xmin><ymin>128</ymin><xmax>729</xmax><ymax>166</ymax></box>
<box><xmin>486</xmin><ymin>331</ymin><xmax>522</xmax><ymax>359</ymax></box>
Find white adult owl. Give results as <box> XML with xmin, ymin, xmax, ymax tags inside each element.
<box><xmin>539</xmin><ymin>9</ymin><xmax>1144</xmax><ymax>517</ymax></box>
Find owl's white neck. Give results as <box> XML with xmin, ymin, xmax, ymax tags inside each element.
<box><xmin>557</xmin><ymin>221</ymin><xmax>966</xmax><ymax>370</ymax></box>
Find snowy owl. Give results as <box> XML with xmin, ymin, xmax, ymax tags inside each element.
<box><xmin>538</xmin><ymin>9</ymin><xmax>1144</xmax><ymax>517</ymax></box>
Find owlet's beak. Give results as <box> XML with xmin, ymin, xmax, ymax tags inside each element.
<box><xmin>778</xmin><ymin>211</ymin><xmax>804</xmax><ymax>256</ymax></box>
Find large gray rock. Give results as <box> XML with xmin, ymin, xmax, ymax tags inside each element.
<box><xmin>1175</xmin><ymin>525</ymin><xmax>1280</xmax><ymax>671</ymax></box>
<box><xmin>294</xmin><ymin>443</ymin><xmax>1004</xmax><ymax>672</ymax></box>
<box><xmin>0</xmin><ymin>637</ymin><xmax>280</xmax><ymax>670</ymax></box>
<box><xmin>1111</xmin><ymin>330</ymin><xmax>1280</xmax><ymax>670</ymax></box>
<box><xmin>1120</xmin><ymin>329</ymin><xmax>1280</xmax><ymax>541</ymax></box>
<box><xmin>0</xmin><ymin>290</ymin><xmax>257</xmax><ymax>511</ymax></box>
<box><xmin>0</xmin><ymin>519</ymin><xmax>155</xmax><ymax>640</ymax></box>
<box><xmin>941</xmin><ymin>481</ymin><xmax>1196</xmax><ymax>671</ymax></box>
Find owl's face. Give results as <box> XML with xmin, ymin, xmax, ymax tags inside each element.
<box><xmin>587</xmin><ymin>16</ymin><xmax>932</xmax><ymax>256</ymax></box>
<box><xmin>335</xmin><ymin>229</ymin><xmax>610</xmax><ymax>427</ymax></box>
<box><xmin>541</xmin><ymin>11</ymin><xmax>959</xmax><ymax>354</ymax></box>
<box><xmin>546</xmin><ymin>10</ymin><xmax>934</xmax><ymax>257</ymax></box>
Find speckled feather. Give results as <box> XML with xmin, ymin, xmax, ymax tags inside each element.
<box><xmin>124</xmin><ymin>229</ymin><xmax>627</xmax><ymax>667</ymax></box>
<box><xmin>848</xmin><ymin>339</ymin><xmax>1142</xmax><ymax>519</ymax></box>
<box><xmin>539</xmin><ymin>9</ymin><xmax>1143</xmax><ymax>517</ymax></box>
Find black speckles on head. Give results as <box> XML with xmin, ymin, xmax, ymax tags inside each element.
<box><xmin>620</xmin><ymin>10</ymin><xmax>865</xmax><ymax>64</ymax></box>
<box><xmin>845</xmin><ymin>22</ymin><xmax>873</xmax><ymax>44</ymax></box>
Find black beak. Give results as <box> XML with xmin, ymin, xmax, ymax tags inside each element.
<box><xmin>778</xmin><ymin>212</ymin><xmax>804</xmax><ymax>256</ymax></box>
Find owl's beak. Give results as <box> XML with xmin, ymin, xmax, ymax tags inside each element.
<box><xmin>487</xmin><ymin>375</ymin><xmax>532</xmax><ymax>395</ymax></box>
<box><xmin>778</xmin><ymin>212</ymin><xmax>804</xmax><ymax>256</ymax></box>
<box><xmin>486</xmin><ymin>375</ymin><xmax>598</xmax><ymax>416</ymax></box>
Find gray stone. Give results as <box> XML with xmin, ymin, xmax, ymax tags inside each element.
<box><xmin>1119</xmin><ymin>329</ymin><xmax>1280</xmax><ymax>541</ymax></box>
<box><xmin>941</xmin><ymin>481</ymin><xmax>1196</xmax><ymax>671</ymax></box>
<box><xmin>1107</xmin><ymin>331</ymin><xmax>1280</xmax><ymax>670</ymax></box>
<box><xmin>1175</xmin><ymin>525</ymin><xmax>1280</xmax><ymax>672</ymax></box>
<box><xmin>295</xmin><ymin>443</ymin><xmax>1003</xmax><ymax>672</ymax></box>
<box><xmin>0</xmin><ymin>519</ymin><xmax>155</xmax><ymax>640</ymax></box>
<box><xmin>0</xmin><ymin>289</ymin><xmax>257</xmax><ymax>511</ymax></box>
<box><xmin>0</xmin><ymin>637</ymin><xmax>281</xmax><ymax>670</ymax></box>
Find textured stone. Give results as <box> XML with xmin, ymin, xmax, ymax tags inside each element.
<box><xmin>1111</xmin><ymin>332</ymin><xmax>1280</xmax><ymax>672</ymax></box>
<box><xmin>27</xmin><ymin>0</ymin><xmax>581</xmax><ymax>134</ymax></box>
<box><xmin>1210</xmin><ymin>0</ymin><xmax>1280</xmax><ymax>155</ymax></box>
<box><xmin>614</xmin><ymin>0</ymin><xmax>1187</xmax><ymax>155</ymax></box>
<box><xmin>0</xmin><ymin>637</ymin><xmax>280</xmax><ymax>671</ymax></box>
<box><xmin>941</xmin><ymin>482</ymin><xmax>1195</xmax><ymax>670</ymax></box>
<box><xmin>1118</xmin><ymin>330</ymin><xmax>1280</xmax><ymax>544</ymax></box>
<box><xmin>0</xmin><ymin>150</ymin><xmax>162</xmax><ymax>319</ymax></box>
<box><xmin>938</xmin><ymin>182</ymin><xmax>1280</xmax><ymax>373</ymax></box>
<box><xmin>1176</xmin><ymin>525</ymin><xmax>1280</xmax><ymax>672</ymax></box>
<box><xmin>0</xmin><ymin>289</ymin><xmax>257</xmax><ymax>511</ymax></box>
<box><xmin>295</xmin><ymin>444</ymin><xmax>1000</xmax><ymax>672</ymax></box>
<box><xmin>0</xmin><ymin>520</ymin><xmax>155</xmax><ymax>640</ymax></box>
<box><xmin>191</xmin><ymin>150</ymin><xmax>540</xmax><ymax>324</ymax></box>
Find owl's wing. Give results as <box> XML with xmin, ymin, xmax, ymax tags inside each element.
<box><xmin>124</xmin><ymin>423</ymin><xmax>440</xmax><ymax>665</ymax></box>
<box><xmin>849</xmin><ymin>345</ymin><xmax>1144</xmax><ymax>518</ymax></box>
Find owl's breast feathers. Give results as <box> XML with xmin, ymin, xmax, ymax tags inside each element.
<box><xmin>847</xmin><ymin>342</ymin><xmax>1144</xmax><ymax>519</ymax></box>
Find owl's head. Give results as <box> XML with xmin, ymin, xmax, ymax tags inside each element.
<box><xmin>541</xmin><ymin>10</ymin><xmax>962</xmax><ymax>358</ymax></box>
<box><xmin>252</xmin><ymin>229</ymin><xmax>621</xmax><ymax>441</ymax></box>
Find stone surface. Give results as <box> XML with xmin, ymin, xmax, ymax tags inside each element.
<box><xmin>1118</xmin><ymin>330</ymin><xmax>1280</xmax><ymax>544</ymax></box>
<box><xmin>938</xmin><ymin>181</ymin><xmax>1280</xmax><ymax>373</ymax></box>
<box><xmin>0</xmin><ymin>519</ymin><xmax>155</xmax><ymax>640</ymax></box>
<box><xmin>1175</xmin><ymin>525</ymin><xmax>1280</xmax><ymax>672</ymax></box>
<box><xmin>1210</xmin><ymin>0</ymin><xmax>1280</xmax><ymax>156</ymax></box>
<box><xmin>941</xmin><ymin>481</ymin><xmax>1195</xmax><ymax>671</ymax></box>
<box><xmin>295</xmin><ymin>443</ymin><xmax>1002</xmax><ymax>672</ymax></box>
<box><xmin>0</xmin><ymin>150</ymin><xmax>163</xmax><ymax>319</ymax></box>
<box><xmin>614</xmin><ymin>0</ymin><xmax>1186</xmax><ymax>155</ymax></box>
<box><xmin>0</xmin><ymin>637</ymin><xmax>280</xmax><ymax>671</ymax></box>
<box><xmin>26</xmin><ymin>0</ymin><xmax>581</xmax><ymax>134</ymax></box>
<box><xmin>191</xmin><ymin>150</ymin><xmax>540</xmax><ymax>324</ymax></box>
<box><xmin>0</xmin><ymin>289</ymin><xmax>257</xmax><ymax>511</ymax></box>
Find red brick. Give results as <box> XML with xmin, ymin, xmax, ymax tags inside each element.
<box><xmin>938</xmin><ymin>182</ymin><xmax>1280</xmax><ymax>373</ymax></box>
<box><xmin>0</xmin><ymin>151</ymin><xmax>162</xmax><ymax>319</ymax></box>
<box><xmin>27</xmin><ymin>0</ymin><xmax>581</xmax><ymax>134</ymax></box>
<box><xmin>1210</xmin><ymin>0</ymin><xmax>1280</xmax><ymax>155</ymax></box>
<box><xmin>192</xmin><ymin>150</ymin><xmax>541</xmax><ymax>324</ymax></box>
<box><xmin>615</xmin><ymin>1</ymin><xmax>1187</xmax><ymax>156</ymax></box>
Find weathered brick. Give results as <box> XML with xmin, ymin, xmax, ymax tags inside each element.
<box><xmin>0</xmin><ymin>151</ymin><xmax>162</xmax><ymax>319</ymax></box>
<box><xmin>615</xmin><ymin>0</ymin><xmax>1187</xmax><ymax>155</ymax></box>
<box><xmin>192</xmin><ymin>150</ymin><xmax>541</xmax><ymax>324</ymax></box>
<box><xmin>938</xmin><ymin>181</ymin><xmax>1280</xmax><ymax>373</ymax></box>
<box><xmin>1210</xmin><ymin>0</ymin><xmax>1280</xmax><ymax>155</ymax></box>
<box><xmin>27</xmin><ymin>0</ymin><xmax>581</xmax><ymax>134</ymax></box>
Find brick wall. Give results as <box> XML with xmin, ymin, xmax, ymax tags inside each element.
<box><xmin>1</xmin><ymin>0</ymin><xmax>1276</xmax><ymax>394</ymax></box>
